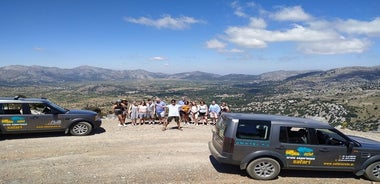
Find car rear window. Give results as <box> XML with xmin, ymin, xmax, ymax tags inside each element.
<box><xmin>215</xmin><ymin>117</ymin><xmax>228</xmax><ymax>139</ymax></box>
<box><xmin>236</xmin><ymin>120</ymin><xmax>271</xmax><ymax>140</ymax></box>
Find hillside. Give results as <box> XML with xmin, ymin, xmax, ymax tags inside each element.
<box><xmin>0</xmin><ymin>65</ymin><xmax>379</xmax><ymax>131</ymax></box>
<box><xmin>1</xmin><ymin>65</ymin><xmax>379</xmax><ymax>85</ymax></box>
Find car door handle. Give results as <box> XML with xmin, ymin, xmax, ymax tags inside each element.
<box><xmin>319</xmin><ymin>148</ymin><xmax>329</xmax><ymax>152</ymax></box>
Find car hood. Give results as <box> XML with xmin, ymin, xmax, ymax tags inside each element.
<box><xmin>66</xmin><ymin>109</ymin><xmax>97</xmax><ymax>115</ymax></box>
<box><xmin>348</xmin><ymin>135</ymin><xmax>380</xmax><ymax>149</ymax></box>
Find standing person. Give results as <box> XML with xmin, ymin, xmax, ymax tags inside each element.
<box><xmin>112</xmin><ymin>100</ymin><xmax>127</xmax><ymax>126</ymax></box>
<box><xmin>155</xmin><ymin>97</ymin><xmax>166</xmax><ymax>125</ymax></box>
<box><xmin>162</xmin><ymin>99</ymin><xmax>182</xmax><ymax>131</ymax></box>
<box><xmin>128</xmin><ymin>101</ymin><xmax>139</xmax><ymax>126</ymax></box>
<box><xmin>220</xmin><ymin>102</ymin><xmax>230</xmax><ymax>114</ymax></box>
<box><xmin>198</xmin><ymin>100</ymin><xmax>208</xmax><ymax>125</ymax></box>
<box><xmin>146</xmin><ymin>99</ymin><xmax>155</xmax><ymax>125</ymax></box>
<box><xmin>179</xmin><ymin>96</ymin><xmax>186</xmax><ymax>105</ymax></box>
<box><xmin>121</xmin><ymin>99</ymin><xmax>129</xmax><ymax>124</ymax></box>
<box><xmin>178</xmin><ymin>96</ymin><xmax>186</xmax><ymax>123</ymax></box>
<box><xmin>209</xmin><ymin>100</ymin><xmax>221</xmax><ymax>125</ymax></box>
<box><xmin>138</xmin><ymin>100</ymin><xmax>148</xmax><ymax>125</ymax></box>
<box><xmin>190</xmin><ymin>101</ymin><xmax>199</xmax><ymax>125</ymax></box>
<box><xmin>180</xmin><ymin>101</ymin><xmax>191</xmax><ymax>125</ymax></box>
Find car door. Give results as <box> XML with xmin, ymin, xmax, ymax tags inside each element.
<box><xmin>279</xmin><ymin>126</ymin><xmax>318</xmax><ymax>168</ymax></box>
<box><xmin>0</xmin><ymin>103</ymin><xmax>29</xmax><ymax>132</ymax></box>
<box><xmin>279</xmin><ymin>126</ymin><xmax>356</xmax><ymax>170</ymax></box>
<box><xmin>26</xmin><ymin>103</ymin><xmax>63</xmax><ymax>131</ymax></box>
<box><xmin>309</xmin><ymin>128</ymin><xmax>357</xmax><ymax>170</ymax></box>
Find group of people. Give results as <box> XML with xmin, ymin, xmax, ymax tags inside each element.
<box><xmin>111</xmin><ymin>97</ymin><xmax>230</xmax><ymax>130</ymax></box>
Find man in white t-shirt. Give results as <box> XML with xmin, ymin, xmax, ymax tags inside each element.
<box><xmin>162</xmin><ymin>99</ymin><xmax>183</xmax><ymax>131</ymax></box>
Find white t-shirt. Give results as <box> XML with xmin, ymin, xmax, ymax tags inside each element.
<box><xmin>167</xmin><ymin>104</ymin><xmax>181</xmax><ymax>117</ymax></box>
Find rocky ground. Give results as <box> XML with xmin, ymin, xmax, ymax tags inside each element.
<box><xmin>0</xmin><ymin>118</ymin><xmax>379</xmax><ymax>184</ymax></box>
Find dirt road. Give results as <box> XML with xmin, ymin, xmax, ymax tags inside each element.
<box><xmin>0</xmin><ymin>118</ymin><xmax>378</xmax><ymax>184</ymax></box>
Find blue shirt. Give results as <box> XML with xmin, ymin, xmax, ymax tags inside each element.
<box><xmin>155</xmin><ymin>101</ymin><xmax>166</xmax><ymax>113</ymax></box>
<box><xmin>209</xmin><ymin>104</ymin><xmax>221</xmax><ymax>114</ymax></box>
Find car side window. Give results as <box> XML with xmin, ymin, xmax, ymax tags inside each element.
<box><xmin>315</xmin><ymin>128</ymin><xmax>346</xmax><ymax>146</ymax></box>
<box><xmin>1</xmin><ymin>103</ymin><xmax>23</xmax><ymax>114</ymax></box>
<box><xmin>29</xmin><ymin>103</ymin><xmax>51</xmax><ymax>114</ymax></box>
<box><xmin>236</xmin><ymin>120</ymin><xmax>271</xmax><ymax>140</ymax></box>
<box><xmin>280</xmin><ymin>126</ymin><xmax>309</xmax><ymax>144</ymax></box>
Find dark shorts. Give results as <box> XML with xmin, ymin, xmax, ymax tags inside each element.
<box><xmin>199</xmin><ymin>112</ymin><xmax>206</xmax><ymax>117</ymax></box>
<box><xmin>114</xmin><ymin>109</ymin><xmax>123</xmax><ymax>115</ymax></box>
<box><xmin>167</xmin><ymin>116</ymin><xmax>180</xmax><ymax>123</ymax></box>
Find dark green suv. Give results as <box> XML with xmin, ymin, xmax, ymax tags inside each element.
<box><xmin>209</xmin><ymin>113</ymin><xmax>380</xmax><ymax>181</ymax></box>
<box><xmin>0</xmin><ymin>96</ymin><xmax>102</xmax><ymax>136</ymax></box>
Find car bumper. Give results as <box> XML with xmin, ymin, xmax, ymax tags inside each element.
<box><xmin>208</xmin><ymin>141</ymin><xmax>238</xmax><ymax>165</ymax></box>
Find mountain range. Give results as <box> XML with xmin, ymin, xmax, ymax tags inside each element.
<box><xmin>0</xmin><ymin>65</ymin><xmax>379</xmax><ymax>86</ymax></box>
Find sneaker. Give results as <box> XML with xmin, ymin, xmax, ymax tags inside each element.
<box><xmin>123</xmin><ymin>124</ymin><xmax>127</xmax><ymax>127</ymax></box>
<box><xmin>118</xmin><ymin>124</ymin><xmax>123</xmax><ymax>127</ymax></box>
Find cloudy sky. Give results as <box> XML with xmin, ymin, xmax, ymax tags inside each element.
<box><xmin>1</xmin><ymin>0</ymin><xmax>379</xmax><ymax>74</ymax></box>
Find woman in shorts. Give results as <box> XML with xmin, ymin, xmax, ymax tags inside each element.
<box><xmin>138</xmin><ymin>100</ymin><xmax>148</xmax><ymax>125</ymax></box>
<box><xmin>112</xmin><ymin>100</ymin><xmax>127</xmax><ymax>126</ymax></box>
<box><xmin>128</xmin><ymin>101</ymin><xmax>139</xmax><ymax>126</ymax></box>
<box><xmin>198</xmin><ymin>101</ymin><xmax>208</xmax><ymax>125</ymax></box>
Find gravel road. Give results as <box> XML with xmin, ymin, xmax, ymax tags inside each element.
<box><xmin>0</xmin><ymin>118</ymin><xmax>379</xmax><ymax>184</ymax></box>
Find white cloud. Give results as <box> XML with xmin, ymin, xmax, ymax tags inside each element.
<box><xmin>225</xmin><ymin>24</ymin><xmax>338</xmax><ymax>48</ymax></box>
<box><xmin>227</xmin><ymin>48</ymin><xmax>244</xmax><ymax>53</ymax></box>
<box><xmin>150</xmin><ymin>56</ymin><xmax>166</xmax><ymax>61</ymax></box>
<box><xmin>249</xmin><ymin>17</ymin><xmax>266</xmax><ymax>28</ymax></box>
<box><xmin>207</xmin><ymin>3</ymin><xmax>377</xmax><ymax>55</ymax></box>
<box><xmin>270</xmin><ymin>6</ymin><xmax>312</xmax><ymax>21</ymax></box>
<box><xmin>124</xmin><ymin>15</ymin><xmax>205</xmax><ymax>30</ymax></box>
<box><xmin>336</xmin><ymin>17</ymin><xmax>380</xmax><ymax>36</ymax></box>
<box><xmin>205</xmin><ymin>39</ymin><xmax>226</xmax><ymax>49</ymax></box>
<box><xmin>231</xmin><ymin>1</ymin><xmax>248</xmax><ymax>18</ymax></box>
<box><xmin>205</xmin><ymin>39</ymin><xmax>244</xmax><ymax>53</ymax></box>
<box><xmin>299</xmin><ymin>38</ymin><xmax>371</xmax><ymax>55</ymax></box>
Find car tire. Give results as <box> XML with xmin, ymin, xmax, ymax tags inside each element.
<box><xmin>70</xmin><ymin>121</ymin><xmax>92</xmax><ymax>136</ymax></box>
<box><xmin>364</xmin><ymin>161</ymin><xmax>380</xmax><ymax>182</ymax></box>
<box><xmin>246</xmin><ymin>157</ymin><xmax>281</xmax><ymax>180</ymax></box>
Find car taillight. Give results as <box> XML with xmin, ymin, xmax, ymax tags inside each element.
<box><xmin>223</xmin><ymin>137</ymin><xmax>235</xmax><ymax>153</ymax></box>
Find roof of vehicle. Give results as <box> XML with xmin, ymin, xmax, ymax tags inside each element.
<box><xmin>0</xmin><ymin>96</ymin><xmax>51</xmax><ymax>103</ymax></box>
<box><xmin>221</xmin><ymin>113</ymin><xmax>332</xmax><ymax>129</ymax></box>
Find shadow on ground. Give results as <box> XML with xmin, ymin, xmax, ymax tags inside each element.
<box><xmin>1</xmin><ymin>127</ymin><xmax>106</xmax><ymax>140</ymax></box>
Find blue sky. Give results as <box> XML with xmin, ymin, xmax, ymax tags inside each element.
<box><xmin>0</xmin><ymin>0</ymin><xmax>379</xmax><ymax>75</ymax></box>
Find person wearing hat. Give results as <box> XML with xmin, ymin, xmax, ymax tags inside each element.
<box><xmin>162</xmin><ymin>99</ymin><xmax>183</xmax><ymax>131</ymax></box>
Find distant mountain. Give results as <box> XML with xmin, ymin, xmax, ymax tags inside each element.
<box><xmin>259</xmin><ymin>70</ymin><xmax>318</xmax><ymax>81</ymax></box>
<box><xmin>168</xmin><ymin>71</ymin><xmax>221</xmax><ymax>80</ymax></box>
<box><xmin>279</xmin><ymin>66</ymin><xmax>380</xmax><ymax>89</ymax></box>
<box><xmin>283</xmin><ymin>66</ymin><xmax>380</xmax><ymax>82</ymax></box>
<box><xmin>0</xmin><ymin>65</ymin><xmax>379</xmax><ymax>86</ymax></box>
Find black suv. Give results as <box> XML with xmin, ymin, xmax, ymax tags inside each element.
<box><xmin>209</xmin><ymin>113</ymin><xmax>380</xmax><ymax>181</ymax></box>
<box><xmin>0</xmin><ymin>96</ymin><xmax>102</xmax><ymax>136</ymax></box>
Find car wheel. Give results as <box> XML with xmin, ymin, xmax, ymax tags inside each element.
<box><xmin>365</xmin><ymin>161</ymin><xmax>380</xmax><ymax>182</ymax></box>
<box><xmin>70</xmin><ymin>121</ymin><xmax>92</xmax><ymax>136</ymax></box>
<box><xmin>246</xmin><ymin>157</ymin><xmax>280</xmax><ymax>180</ymax></box>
